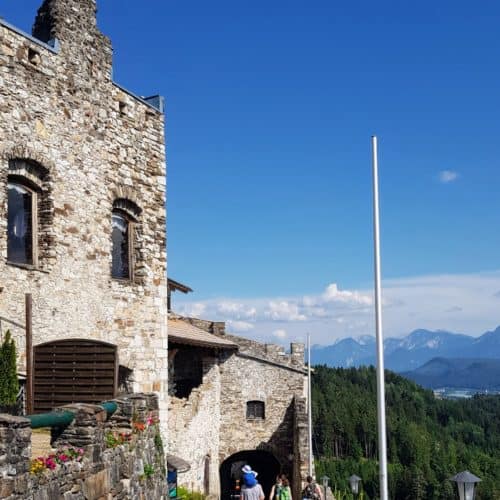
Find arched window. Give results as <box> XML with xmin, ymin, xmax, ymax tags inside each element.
<box><xmin>7</xmin><ymin>159</ymin><xmax>49</xmax><ymax>268</ymax></box>
<box><xmin>111</xmin><ymin>198</ymin><xmax>140</xmax><ymax>280</ymax></box>
<box><xmin>246</xmin><ymin>400</ymin><xmax>265</xmax><ymax>420</ymax></box>
<box><xmin>112</xmin><ymin>210</ymin><xmax>132</xmax><ymax>279</ymax></box>
<box><xmin>7</xmin><ymin>181</ymin><xmax>36</xmax><ymax>265</ymax></box>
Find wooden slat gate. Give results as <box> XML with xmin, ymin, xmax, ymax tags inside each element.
<box><xmin>33</xmin><ymin>339</ymin><xmax>118</xmax><ymax>414</ymax></box>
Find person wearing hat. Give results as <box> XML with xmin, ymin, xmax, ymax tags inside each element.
<box><xmin>240</xmin><ymin>465</ymin><xmax>264</xmax><ymax>500</ymax></box>
<box><xmin>242</xmin><ymin>465</ymin><xmax>259</xmax><ymax>488</ymax></box>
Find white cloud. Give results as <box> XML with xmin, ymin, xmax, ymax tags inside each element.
<box><xmin>227</xmin><ymin>320</ymin><xmax>254</xmax><ymax>332</ymax></box>
<box><xmin>439</xmin><ymin>170</ymin><xmax>459</xmax><ymax>183</ymax></box>
<box><xmin>174</xmin><ymin>271</ymin><xmax>500</xmax><ymax>346</ymax></box>
<box><xmin>272</xmin><ymin>329</ymin><xmax>287</xmax><ymax>339</ymax></box>
<box><xmin>178</xmin><ymin>302</ymin><xmax>206</xmax><ymax>318</ymax></box>
<box><xmin>322</xmin><ymin>283</ymin><xmax>372</xmax><ymax>306</ymax></box>
<box><xmin>265</xmin><ymin>301</ymin><xmax>307</xmax><ymax>321</ymax></box>
<box><xmin>217</xmin><ymin>302</ymin><xmax>256</xmax><ymax>319</ymax></box>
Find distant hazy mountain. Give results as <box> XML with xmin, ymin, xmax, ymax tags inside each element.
<box><xmin>311</xmin><ymin>326</ymin><xmax>500</xmax><ymax>372</ymax></box>
<box><xmin>402</xmin><ymin>357</ymin><xmax>500</xmax><ymax>390</ymax></box>
<box><xmin>311</xmin><ymin>335</ymin><xmax>375</xmax><ymax>367</ymax></box>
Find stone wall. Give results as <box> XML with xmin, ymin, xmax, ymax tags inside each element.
<box><xmin>218</xmin><ymin>340</ymin><xmax>306</xmax><ymax>470</ymax></box>
<box><xmin>0</xmin><ymin>393</ymin><xmax>167</xmax><ymax>499</ymax></box>
<box><xmin>293</xmin><ymin>396</ymin><xmax>310</xmax><ymax>499</ymax></box>
<box><xmin>0</xmin><ymin>0</ymin><xmax>168</xmax><ymax>427</ymax></box>
<box><xmin>168</xmin><ymin>353</ymin><xmax>221</xmax><ymax>498</ymax></box>
<box><xmin>170</xmin><ymin>318</ymin><xmax>309</xmax><ymax>496</ymax></box>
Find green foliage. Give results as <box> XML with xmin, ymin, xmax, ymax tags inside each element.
<box><xmin>140</xmin><ymin>463</ymin><xmax>155</xmax><ymax>481</ymax></box>
<box><xmin>154</xmin><ymin>429</ymin><xmax>163</xmax><ymax>452</ymax></box>
<box><xmin>104</xmin><ymin>430</ymin><xmax>131</xmax><ymax>448</ymax></box>
<box><xmin>0</xmin><ymin>331</ymin><xmax>19</xmax><ymax>406</ymax></box>
<box><xmin>313</xmin><ymin>365</ymin><xmax>500</xmax><ymax>499</ymax></box>
<box><xmin>176</xmin><ymin>486</ymin><xmax>206</xmax><ymax>500</ymax></box>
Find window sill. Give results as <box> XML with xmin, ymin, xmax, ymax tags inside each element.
<box><xmin>6</xmin><ymin>261</ymin><xmax>48</xmax><ymax>273</ymax></box>
<box><xmin>111</xmin><ymin>277</ymin><xmax>136</xmax><ymax>285</ymax></box>
<box><xmin>246</xmin><ymin>417</ymin><xmax>265</xmax><ymax>422</ymax></box>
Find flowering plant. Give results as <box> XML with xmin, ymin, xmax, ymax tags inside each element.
<box><xmin>29</xmin><ymin>458</ymin><xmax>47</xmax><ymax>474</ymax></box>
<box><xmin>132</xmin><ymin>421</ymin><xmax>146</xmax><ymax>433</ymax></box>
<box><xmin>105</xmin><ymin>430</ymin><xmax>132</xmax><ymax>448</ymax></box>
<box><xmin>29</xmin><ymin>446</ymin><xmax>85</xmax><ymax>474</ymax></box>
<box><xmin>132</xmin><ymin>412</ymin><xmax>158</xmax><ymax>434</ymax></box>
<box><xmin>146</xmin><ymin>413</ymin><xmax>159</xmax><ymax>426</ymax></box>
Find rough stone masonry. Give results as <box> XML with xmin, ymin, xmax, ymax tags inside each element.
<box><xmin>0</xmin><ymin>393</ymin><xmax>167</xmax><ymax>499</ymax></box>
<box><xmin>0</xmin><ymin>0</ymin><xmax>168</xmax><ymax>427</ymax></box>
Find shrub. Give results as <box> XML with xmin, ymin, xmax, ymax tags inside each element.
<box><xmin>176</xmin><ymin>486</ymin><xmax>206</xmax><ymax>500</ymax></box>
<box><xmin>0</xmin><ymin>331</ymin><xmax>19</xmax><ymax>407</ymax></box>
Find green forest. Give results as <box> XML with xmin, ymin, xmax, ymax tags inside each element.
<box><xmin>312</xmin><ymin>365</ymin><xmax>500</xmax><ymax>499</ymax></box>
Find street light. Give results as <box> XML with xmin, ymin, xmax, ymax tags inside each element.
<box><xmin>320</xmin><ymin>476</ymin><xmax>330</xmax><ymax>499</ymax></box>
<box><xmin>450</xmin><ymin>471</ymin><xmax>481</xmax><ymax>500</ymax></box>
<box><xmin>349</xmin><ymin>475</ymin><xmax>362</xmax><ymax>498</ymax></box>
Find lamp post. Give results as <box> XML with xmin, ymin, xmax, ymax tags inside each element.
<box><xmin>349</xmin><ymin>475</ymin><xmax>362</xmax><ymax>499</ymax></box>
<box><xmin>321</xmin><ymin>476</ymin><xmax>329</xmax><ymax>499</ymax></box>
<box><xmin>450</xmin><ymin>471</ymin><xmax>481</xmax><ymax>500</ymax></box>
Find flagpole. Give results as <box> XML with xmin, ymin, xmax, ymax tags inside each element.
<box><xmin>307</xmin><ymin>332</ymin><xmax>313</xmax><ymax>477</ymax></box>
<box><xmin>371</xmin><ymin>136</ymin><xmax>389</xmax><ymax>500</ymax></box>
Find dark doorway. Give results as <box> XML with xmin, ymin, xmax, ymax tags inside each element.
<box><xmin>220</xmin><ymin>450</ymin><xmax>280</xmax><ymax>500</ymax></box>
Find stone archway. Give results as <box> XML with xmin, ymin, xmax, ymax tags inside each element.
<box><xmin>220</xmin><ymin>450</ymin><xmax>281</xmax><ymax>500</ymax></box>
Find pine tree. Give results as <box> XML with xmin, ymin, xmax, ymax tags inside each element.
<box><xmin>0</xmin><ymin>331</ymin><xmax>19</xmax><ymax>406</ymax></box>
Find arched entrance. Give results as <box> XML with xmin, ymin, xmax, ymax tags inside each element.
<box><xmin>220</xmin><ymin>450</ymin><xmax>280</xmax><ymax>500</ymax></box>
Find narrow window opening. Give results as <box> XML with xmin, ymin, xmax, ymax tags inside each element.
<box><xmin>204</xmin><ymin>455</ymin><xmax>210</xmax><ymax>495</ymax></box>
<box><xmin>111</xmin><ymin>211</ymin><xmax>132</xmax><ymax>279</ymax></box>
<box><xmin>246</xmin><ymin>401</ymin><xmax>265</xmax><ymax>420</ymax></box>
<box><xmin>119</xmin><ymin>101</ymin><xmax>127</xmax><ymax>116</ymax></box>
<box><xmin>7</xmin><ymin>182</ymin><xmax>35</xmax><ymax>266</ymax></box>
<box><xmin>28</xmin><ymin>48</ymin><xmax>41</xmax><ymax>66</ymax></box>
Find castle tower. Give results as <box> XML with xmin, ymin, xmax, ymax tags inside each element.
<box><xmin>32</xmin><ymin>0</ymin><xmax>112</xmax><ymax>79</ymax></box>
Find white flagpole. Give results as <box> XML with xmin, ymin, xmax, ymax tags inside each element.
<box><xmin>371</xmin><ymin>136</ymin><xmax>389</xmax><ymax>500</ymax></box>
<box><xmin>307</xmin><ymin>332</ymin><xmax>313</xmax><ymax>477</ymax></box>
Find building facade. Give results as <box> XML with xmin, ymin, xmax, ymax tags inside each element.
<box><xmin>0</xmin><ymin>0</ymin><xmax>168</xmax><ymax>423</ymax></box>
<box><xmin>168</xmin><ymin>315</ymin><xmax>310</xmax><ymax>500</ymax></box>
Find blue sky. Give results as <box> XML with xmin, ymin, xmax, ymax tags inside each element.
<box><xmin>4</xmin><ymin>1</ymin><xmax>500</xmax><ymax>343</ymax></box>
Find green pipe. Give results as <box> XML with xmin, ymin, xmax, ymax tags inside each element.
<box><xmin>28</xmin><ymin>411</ymin><xmax>74</xmax><ymax>429</ymax></box>
<box><xmin>26</xmin><ymin>401</ymin><xmax>118</xmax><ymax>429</ymax></box>
<box><xmin>100</xmin><ymin>401</ymin><xmax>118</xmax><ymax>417</ymax></box>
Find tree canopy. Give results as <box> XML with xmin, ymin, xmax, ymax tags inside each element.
<box><xmin>313</xmin><ymin>365</ymin><xmax>500</xmax><ymax>499</ymax></box>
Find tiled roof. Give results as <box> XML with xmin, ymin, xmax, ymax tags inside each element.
<box><xmin>167</xmin><ymin>454</ymin><xmax>190</xmax><ymax>473</ymax></box>
<box><xmin>168</xmin><ymin>319</ymin><xmax>238</xmax><ymax>350</ymax></box>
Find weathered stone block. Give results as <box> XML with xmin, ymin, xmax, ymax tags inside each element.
<box><xmin>82</xmin><ymin>469</ymin><xmax>110</xmax><ymax>500</ymax></box>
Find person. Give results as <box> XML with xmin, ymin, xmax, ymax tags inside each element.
<box><xmin>269</xmin><ymin>475</ymin><xmax>283</xmax><ymax>500</ymax></box>
<box><xmin>279</xmin><ymin>477</ymin><xmax>293</xmax><ymax>500</ymax></box>
<box><xmin>241</xmin><ymin>465</ymin><xmax>259</xmax><ymax>488</ymax></box>
<box><xmin>301</xmin><ymin>476</ymin><xmax>322</xmax><ymax>500</ymax></box>
<box><xmin>241</xmin><ymin>480</ymin><xmax>265</xmax><ymax>500</ymax></box>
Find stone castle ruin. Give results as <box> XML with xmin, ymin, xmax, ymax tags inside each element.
<box><xmin>0</xmin><ymin>1</ymin><xmax>311</xmax><ymax>498</ymax></box>
<box><xmin>0</xmin><ymin>0</ymin><xmax>168</xmax><ymax>423</ymax></box>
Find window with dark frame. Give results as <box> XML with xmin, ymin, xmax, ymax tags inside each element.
<box><xmin>7</xmin><ymin>181</ymin><xmax>36</xmax><ymax>265</ymax></box>
<box><xmin>111</xmin><ymin>211</ymin><xmax>132</xmax><ymax>279</ymax></box>
<box><xmin>246</xmin><ymin>400</ymin><xmax>265</xmax><ymax>420</ymax></box>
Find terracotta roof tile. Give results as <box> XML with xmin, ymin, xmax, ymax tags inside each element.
<box><xmin>168</xmin><ymin>319</ymin><xmax>238</xmax><ymax>350</ymax></box>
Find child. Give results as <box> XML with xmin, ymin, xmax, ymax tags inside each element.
<box><xmin>241</xmin><ymin>465</ymin><xmax>258</xmax><ymax>488</ymax></box>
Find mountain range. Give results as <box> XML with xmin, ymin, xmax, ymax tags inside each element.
<box><xmin>311</xmin><ymin>325</ymin><xmax>500</xmax><ymax>372</ymax></box>
<box><xmin>402</xmin><ymin>357</ymin><xmax>500</xmax><ymax>390</ymax></box>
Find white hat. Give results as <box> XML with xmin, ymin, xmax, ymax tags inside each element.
<box><xmin>242</xmin><ymin>465</ymin><xmax>258</xmax><ymax>477</ymax></box>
